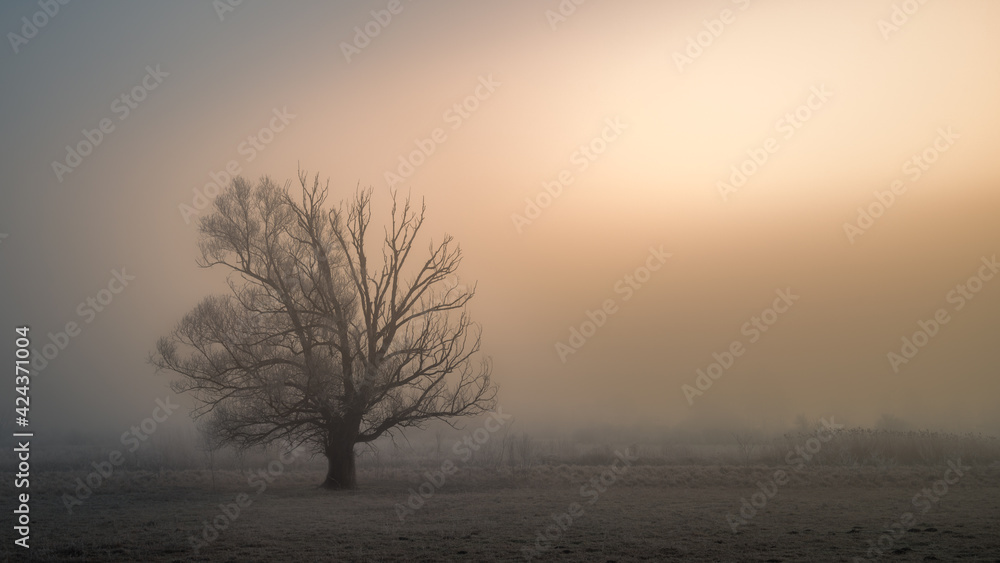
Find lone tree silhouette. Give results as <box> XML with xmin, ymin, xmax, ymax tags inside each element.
<box><xmin>152</xmin><ymin>172</ymin><xmax>496</xmax><ymax>489</ymax></box>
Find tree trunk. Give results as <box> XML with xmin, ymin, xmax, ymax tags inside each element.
<box><xmin>322</xmin><ymin>436</ymin><xmax>357</xmax><ymax>490</ymax></box>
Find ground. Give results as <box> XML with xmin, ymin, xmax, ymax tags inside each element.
<box><xmin>5</xmin><ymin>465</ymin><xmax>1000</xmax><ymax>562</ymax></box>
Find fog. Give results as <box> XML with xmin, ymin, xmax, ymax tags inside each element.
<box><xmin>2</xmin><ymin>0</ymin><xmax>999</xmax><ymax>446</ymax></box>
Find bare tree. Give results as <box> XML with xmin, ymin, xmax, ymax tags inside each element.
<box><xmin>733</xmin><ymin>432</ymin><xmax>757</xmax><ymax>467</ymax></box>
<box><xmin>152</xmin><ymin>172</ymin><xmax>497</xmax><ymax>489</ymax></box>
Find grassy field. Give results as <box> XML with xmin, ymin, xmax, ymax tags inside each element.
<box><xmin>6</xmin><ymin>462</ymin><xmax>1000</xmax><ymax>562</ymax></box>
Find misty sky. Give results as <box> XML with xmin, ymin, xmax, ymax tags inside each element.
<box><xmin>1</xmin><ymin>0</ymin><xmax>999</xmax><ymax>439</ymax></box>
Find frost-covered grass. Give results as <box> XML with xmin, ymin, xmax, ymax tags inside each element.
<box><xmin>7</xmin><ymin>463</ymin><xmax>1000</xmax><ymax>562</ymax></box>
